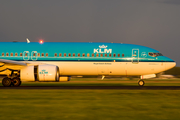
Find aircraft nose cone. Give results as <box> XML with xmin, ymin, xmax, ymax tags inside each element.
<box><xmin>172</xmin><ymin>62</ymin><xmax>176</xmax><ymax>68</ymax></box>
<box><xmin>165</xmin><ymin>61</ymin><xmax>176</xmax><ymax>71</ymax></box>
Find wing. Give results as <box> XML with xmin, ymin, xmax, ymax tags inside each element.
<box><xmin>0</xmin><ymin>59</ymin><xmax>27</xmax><ymax>66</ymax></box>
<box><xmin>0</xmin><ymin>59</ymin><xmax>27</xmax><ymax>74</ymax></box>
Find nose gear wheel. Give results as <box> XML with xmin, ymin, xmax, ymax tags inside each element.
<box><xmin>138</xmin><ymin>80</ymin><xmax>145</xmax><ymax>86</ymax></box>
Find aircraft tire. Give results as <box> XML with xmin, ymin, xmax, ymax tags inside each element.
<box><xmin>12</xmin><ymin>77</ymin><xmax>21</xmax><ymax>87</ymax></box>
<box><xmin>2</xmin><ymin>77</ymin><xmax>12</xmax><ymax>87</ymax></box>
<box><xmin>138</xmin><ymin>80</ymin><xmax>145</xmax><ymax>86</ymax></box>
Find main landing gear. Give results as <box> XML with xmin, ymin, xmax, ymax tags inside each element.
<box><xmin>2</xmin><ymin>77</ymin><xmax>21</xmax><ymax>87</ymax></box>
<box><xmin>138</xmin><ymin>80</ymin><xmax>145</xmax><ymax>86</ymax></box>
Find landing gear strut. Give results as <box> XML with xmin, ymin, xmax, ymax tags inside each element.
<box><xmin>138</xmin><ymin>80</ymin><xmax>145</xmax><ymax>86</ymax></box>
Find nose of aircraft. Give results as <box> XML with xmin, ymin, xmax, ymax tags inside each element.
<box><xmin>164</xmin><ymin>57</ymin><xmax>176</xmax><ymax>70</ymax></box>
<box><xmin>165</xmin><ymin>62</ymin><xmax>176</xmax><ymax>70</ymax></box>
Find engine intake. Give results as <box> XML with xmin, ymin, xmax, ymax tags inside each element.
<box><xmin>20</xmin><ymin>65</ymin><xmax>59</xmax><ymax>81</ymax></box>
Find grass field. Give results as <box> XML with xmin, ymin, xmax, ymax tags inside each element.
<box><xmin>1</xmin><ymin>90</ymin><xmax>180</xmax><ymax>120</ymax></box>
<box><xmin>1</xmin><ymin>78</ymin><xmax>180</xmax><ymax>120</ymax></box>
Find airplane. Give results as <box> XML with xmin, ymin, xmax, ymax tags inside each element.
<box><xmin>0</xmin><ymin>41</ymin><xmax>176</xmax><ymax>87</ymax></box>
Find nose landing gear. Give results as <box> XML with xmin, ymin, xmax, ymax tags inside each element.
<box><xmin>138</xmin><ymin>74</ymin><xmax>156</xmax><ymax>86</ymax></box>
<box><xmin>138</xmin><ymin>80</ymin><xmax>145</xmax><ymax>86</ymax></box>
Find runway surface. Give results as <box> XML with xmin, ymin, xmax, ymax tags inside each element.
<box><xmin>1</xmin><ymin>86</ymin><xmax>180</xmax><ymax>89</ymax></box>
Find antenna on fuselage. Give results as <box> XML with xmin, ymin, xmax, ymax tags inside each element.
<box><xmin>26</xmin><ymin>38</ymin><xmax>30</xmax><ymax>43</ymax></box>
<box><xmin>102</xmin><ymin>75</ymin><xmax>105</xmax><ymax>80</ymax></box>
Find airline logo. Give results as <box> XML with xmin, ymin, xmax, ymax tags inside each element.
<box><xmin>141</xmin><ymin>52</ymin><xmax>147</xmax><ymax>57</ymax></box>
<box><xmin>94</xmin><ymin>45</ymin><xmax>112</xmax><ymax>53</ymax></box>
<box><xmin>39</xmin><ymin>69</ymin><xmax>48</xmax><ymax>74</ymax></box>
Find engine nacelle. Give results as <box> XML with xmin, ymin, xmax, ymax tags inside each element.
<box><xmin>20</xmin><ymin>65</ymin><xmax>59</xmax><ymax>81</ymax></box>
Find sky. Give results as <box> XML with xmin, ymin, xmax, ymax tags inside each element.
<box><xmin>0</xmin><ymin>0</ymin><xmax>180</xmax><ymax>66</ymax></box>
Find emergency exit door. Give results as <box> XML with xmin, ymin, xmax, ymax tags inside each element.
<box><xmin>23</xmin><ymin>51</ymin><xmax>29</xmax><ymax>60</ymax></box>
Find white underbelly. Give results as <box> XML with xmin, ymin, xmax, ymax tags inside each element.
<box><xmin>21</xmin><ymin>61</ymin><xmax>175</xmax><ymax>76</ymax></box>
<box><xmin>34</xmin><ymin>61</ymin><xmax>170</xmax><ymax>76</ymax></box>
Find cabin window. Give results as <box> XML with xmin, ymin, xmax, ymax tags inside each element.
<box><xmin>105</xmin><ymin>54</ymin><xmax>107</xmax><ymax>57</ymax></box>
<box><xmin>73</xmin><ymin>53</ymin><xmax>75</xmax><ymax>57</ymax></box>
<box><xmin>41</xmin><ymin>53</ymin><xmax>44</xmax><ymax>57</ymax></box>
<box><xmin>2</xmin><ymin>53</ymin><xmax>4</xmax><ymax>56</ymax></box>
<box><xmin>122</xmin><ymin>54</ymin><xmax>124</xmax><ymax>57</ymax></box>
<box><xmin>33</xmin><ymin>53</ymin><xmax>36</xmax><ymax>56</ymax></box>
<box><xmin>46</xmin><ymin>53</ymin><xmax>48</xmax><ymax>57</ymax></box>
<box><xmin>64</xmin><ymin>53</ymin><xmax>66</xmax><ymax>57</ymax></box>
<box><xmin>148</xmin><ymin>52</ymin><xmax>163</xmax><ymax>57</ymax></box>
<box><xmin>20</xmin><ymin>53</ymin><xmax>23</xmax><ymax>56</ymax></box>
<box><xmin>100</xmin><ymin>54</ymin><xmax>103</xmax><ymax>57</ymax></box>
<box><xmin>92</xmin><ymin>53</ymin><xmax>94</xmax><ymax>57</ymax></box>
<box><xmin>113</xmin><ymin>54</ymin><xmax>116</xmax><ymax>57</ymax></box>
<box><xmin>149</xmin><ymin>53</ymin><xmax>153</xmax><ymax>56</ymax></box>
<box><xmin>96</xmin><ymin>54</ymin><xmax>99</xmax><ymax>57</ymax></box>
<box><xmin>15</xmin><ymin>53</ymin><xmax>18</xmax><ymax>56</ymax></box>
<box><xmin>37</xmin><ymin>53</ymin><xmax>40</xmax><ymax>57</ymax></box>
<box><xmin>11</xmin><ymin>53</ymin><xmax>13</xmax><ymax>56</ymax></box>
<box><xmin>82</xmin><ymin>53</ymin><xmax>85</xmax><ymax>57</ymax></box>
<box><xmin>25</xmin><ymin>53</ymin><xmax>28</xmax><ymax>57</ymax></box>
<box><xmin>118</xmin><ymin>54</ymin><xmax>120</xmax><ymax>57</ymax></box>
<box><xmin>87</xmin><ymin>53</ymin><xmax>90</xmax><ymax>57</ymax></box>
<box><xmin>109</xmin><ymin>54</ymin><xmax>112</xmax><ymax>57</ymax></box>
<box><xmin>59</xmin><ymin>53</ymin><xmax>62</xmax><ymax>57</ymax></box>
<box><xmin>6</xmin><ymin>53</ymin><xmax>9</xmax><ymax>56</ymax></box>
<box><xmin>153</xmin><ymin>53</ymin><xmax>157</xmax><ymax>57</ymax></box>
<box><xmin>158</xmin><ymin>53</ymin><xmax>163</xmax><ymax>56</ymax></box>
<box><xmin>78</xmin><ymin>53</ymin><xmax>80</xmax><ymax>57</ymax></box>
<box><xmin>68</xmin><ymin>53</ymin><xmax>71</xmax><ymax>57</ymax></box>
<box><xmin>54</xmin><ymin>53</ymin><xmax>57</xmax><ymax>57</ymax></box>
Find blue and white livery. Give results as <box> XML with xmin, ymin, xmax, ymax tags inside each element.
<box><xmin>0</xmin><ymin>42</ymin><xmax>176</xmax><ymax>86</ymax></box>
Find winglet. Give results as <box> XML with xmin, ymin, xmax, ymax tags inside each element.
<box><xmin>26</xmin><ymin>38</ymin><xmax>30</xmax><ymax>43</ymax></box>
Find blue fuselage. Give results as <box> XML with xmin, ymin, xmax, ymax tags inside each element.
<box><xmin>0</xmin><ymin>42</ymin><xmax>175</xmax><ymax>63</ymax></box>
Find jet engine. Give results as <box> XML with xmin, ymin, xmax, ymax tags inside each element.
<box><xmin>20</xmin><ymin>65</ymin><xmax>59</xmax><ymax>81</ymax></box>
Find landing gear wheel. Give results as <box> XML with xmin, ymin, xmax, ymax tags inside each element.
<box><xmin>138</xmin><ymin>80</ymin><xmax>145</xmax><ymax>86</ymax></box>
<box><xmin>2</xmin><ymin>77</ymin><xmax>12</xmax><ymax>87</ymax></box>
<box><xmin>12</xmin><ymin>78</ymin><xmax>21</xmax><ymax>87</ymax></box>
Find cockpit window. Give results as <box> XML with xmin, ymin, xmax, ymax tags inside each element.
<box><xmin>149</xmin><ymin>53</ymin><xmax>153</xmax><ymax>56</ymax></box>
<box><xmin>148</xmin><ymin>52</ymin><xmax>163</xmax><ymax>57</ymax></box>
<box><xmin>157</xmin><ymin>53</ymin><xmax>163</xmax><ymax>56</ymax></box>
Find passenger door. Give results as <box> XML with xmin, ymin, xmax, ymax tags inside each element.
<box><xmin>132</xmin><ymin>49</ymin><xmax>139</xmax><ymax>63</ymax></box>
